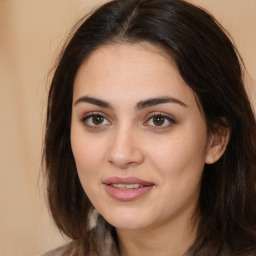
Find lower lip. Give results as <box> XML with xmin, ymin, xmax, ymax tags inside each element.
<box><xmin>104</xmin><ymin>184</ymin><xmax>154</xmax><ymax>202</ymax></box>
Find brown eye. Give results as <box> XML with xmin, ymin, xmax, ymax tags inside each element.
<box><xmin>92</xmin><ymin>115</ymin><xmax>104</xmax><ymax>125</ymax></box>
<box><xmin>82</xmin><ymin>113</ymin><xmax>111</xmax><ymax>128</ymax></box>
<box><xmin>153</xmin><ymin>115</ymin><xmax>165</xmax><ymax>126</ymax></box>
<box><xmin>145</xmin><ymin>113</ymin><xmax>176</xmax><ymax>129</ymax></box>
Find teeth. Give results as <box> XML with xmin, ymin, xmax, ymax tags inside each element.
<box><xmin>111</xmin><ymin>184</ymin><xmax>143</xmax><ymax>189</ymax></box>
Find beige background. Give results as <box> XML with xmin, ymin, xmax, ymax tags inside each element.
<box><xmin>0</xmin><ymin>1</ymin><xmax>255</xmax><ymax>256</ymax></box>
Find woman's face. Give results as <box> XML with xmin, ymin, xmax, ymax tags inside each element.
<box><xmin>71</xmin><ymin>43</ymin><xmax>213</xmax><ymax>232</ymax></box>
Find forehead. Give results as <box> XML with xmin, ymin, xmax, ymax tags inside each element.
<box><xmin>73</xmin><ymin>42</ymin><xmax>197</xmax><ymax>108</ymax></box>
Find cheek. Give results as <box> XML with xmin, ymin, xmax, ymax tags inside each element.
<box><xmin>147</xmin><ymin>130</ymin><xmax>207</xmax><ymax>178</ymax></box>
<box><xmin>147</xmin><ymin>133</ymin><xmax>207</xmax><ymax>212</ymax></box>
<box><xmin>70</xmin><ymin>132</ymin><xmax>107</xmax><ymax>202</ymax></box>
<box><xmin>70</xmin><ymin>129</ymin><xmax>106</xmax><ymax>177</ymax></box>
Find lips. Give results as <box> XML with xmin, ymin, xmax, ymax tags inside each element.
<box><xmin>103</xmin><ymin>176</ymin><xmax>154</xmax><ymax>201</ymax></box>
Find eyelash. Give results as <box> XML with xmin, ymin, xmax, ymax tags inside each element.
<box><xmin>145</xmin><ymin>112</ymin><xmax>176</xmax><ymax>129</ymax></box>
<box><xmin>81</xmin><ymin>112</ymin><xmax>111</xmax><ymax>129</ymax></box>
<box><xmin>81</xmin><ymin>112</ymin><xmax>176</xmax><ymax>130</ymax></box>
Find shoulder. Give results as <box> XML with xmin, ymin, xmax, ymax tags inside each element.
<box><xmin>37</xmin><ymin>227</ymin><xmax>118</xmax><ymax>256</ymax></box>
<box><xmin>37</xmin><ymin>241</ymin><xmax>75</xmax><ymax>256</ymax></box>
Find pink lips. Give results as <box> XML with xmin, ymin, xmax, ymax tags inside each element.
<box><xmin>103</xmin><ymin>176</ymin><xmax>154</xmax><ymax>202</ymax></box>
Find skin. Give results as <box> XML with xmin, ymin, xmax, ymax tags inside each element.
<box><xmin>70</xmin><ymin>42</ymin><xmax>228</xmax><ymax>256</ymax></box>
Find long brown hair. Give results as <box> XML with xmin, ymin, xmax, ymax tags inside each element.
<box><xmin>44</xmin><ymin>0</ymin><xmax>256</xmax><ymax>255</ymax></box>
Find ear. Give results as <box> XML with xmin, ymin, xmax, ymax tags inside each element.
<box><xmin>205</xmin><ymin>125</ymin><xmax>230</xmax><ymax>164</ymax></box>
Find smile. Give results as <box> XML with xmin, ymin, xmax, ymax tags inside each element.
<box><xmin>110</xmin><ymin>184</ymin><xmax>143</xmax><ymax>189</ymax></box>
<box><xmin>103</xmin><ymin>177</ymin><xmax>154</xmax><ymax>201</ymax></box>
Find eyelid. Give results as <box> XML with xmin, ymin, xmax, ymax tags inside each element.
<box><xmin>81</xmin><ymin>111</ymin><xmax>112</xmax><ymax>128</ymax></box>
<box><xmin>144</xmin><ymin>112</ymin><xmax>176</xmax><ymax>128</ymax></box>
<box><xmin>80</xmin><ymin>111</ymin><xmax>176</xmax><ymax>130</ymax></box>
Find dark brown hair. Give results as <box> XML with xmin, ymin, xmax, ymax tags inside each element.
<box><xmin>44</xmin><ymin>0</ymin><xmax>256</xmax><ymax>255</ymax></box>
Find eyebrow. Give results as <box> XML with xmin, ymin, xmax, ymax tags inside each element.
<box><xmin>136</xmin><ymin>97</ymin><xmax>187</xmax><ymax>110</ymax></box>
<box><xmin>74</xmin><ymin>96</ymin><xmax>112</xmax><ymax>109</ymax></box>
<box><xmin>74</xmin><ymin>96</ymin><xmax>187</xmax><ymax>109</ymax></box>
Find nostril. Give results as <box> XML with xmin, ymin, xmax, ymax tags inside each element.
<box><xmin>107</xmin><ymin>151</ymin><xmax>144</xmax><ymax>169</ymax></box>
<box><xmin>107</xmin><ymin>131</ymin><xmax>144</xmax><ymax>168</ymax></box>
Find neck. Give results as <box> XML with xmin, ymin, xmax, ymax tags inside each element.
<box><xmin>116</xmin><ymin>214</ymin><xmax>197</xmax><ymax>256</ymax></box>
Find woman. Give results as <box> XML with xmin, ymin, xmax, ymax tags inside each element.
<box><xmin>42</xmin><ymin>0</ymin><xmax>256</xmax><ymax>255</ymax></box>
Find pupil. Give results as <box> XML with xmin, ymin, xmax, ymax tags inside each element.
<box><xmin>153</xmin><ymin>115</ymin><xmax>164</xmax><ymax>126</ymax></box>
<box><xmin>93</xmin><ymin>115</ymin><xmax>103</xmax><ymax>125</ymax></box>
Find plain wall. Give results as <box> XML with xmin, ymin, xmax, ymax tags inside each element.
<box><xmin>0</xmin><ymin>1</ymin><xmax>255</xmax><ymax>256</ymax></box>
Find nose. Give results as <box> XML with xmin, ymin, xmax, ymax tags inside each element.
<box><xmin>107</xmin><ymin>127</ymin><xmax>144</xmax><ymax>169</ymax></box>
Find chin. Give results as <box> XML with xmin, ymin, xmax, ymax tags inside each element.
<box><xmin>109</xmin><ymin>220</ymin><xmax>148</xmax><ymax>231</ymax></box>
<box><xmin>102</xmin><ymin>209</ymin><xmax>153</xmax><ymax>231</ymax></box>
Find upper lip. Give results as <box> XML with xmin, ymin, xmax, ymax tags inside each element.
<box><xmin>103</xmin><ymin>176</ymin><xmax>154</xmax><ymax>186</ymax></box>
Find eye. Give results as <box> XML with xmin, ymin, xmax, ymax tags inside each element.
<box><xmin>145</xmin><ymin>113</ymin><xmax>176</xmax><ymax>128</ymax></box>
<box><xmin>81</xmin><ymin>113</ymin><xmax>111</xmax><ymax>128</ymax></box>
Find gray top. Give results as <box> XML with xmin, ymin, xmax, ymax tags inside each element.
<box><xmin>38</xmin><ymin>242</ymin><xmax>75</xmax><ymax>256</ymax></box>
<box><xmin>38</xmin><ymin>232</ymin><xmax>118</xmax><ymax>256</ymax></box>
